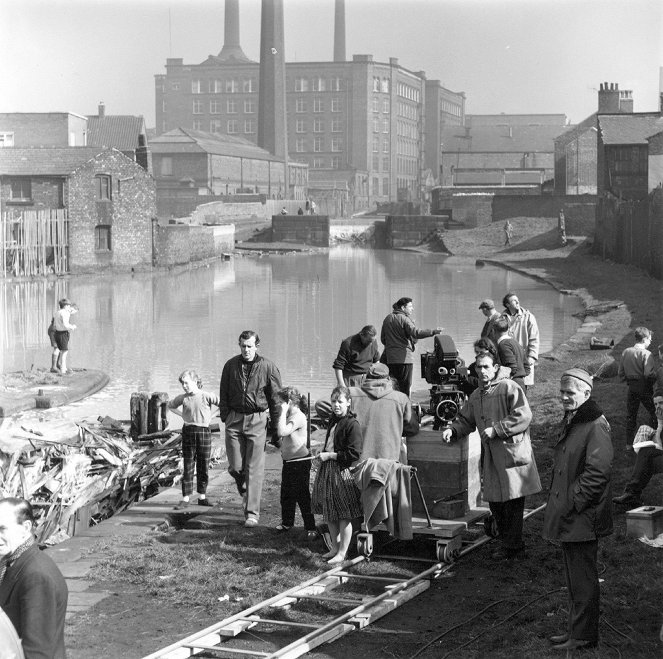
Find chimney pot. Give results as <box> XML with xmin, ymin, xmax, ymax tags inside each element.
<box><xmin>98</xmin><ymin>102</ymin><xmax>105</xmax><ymax>118</ymax></box>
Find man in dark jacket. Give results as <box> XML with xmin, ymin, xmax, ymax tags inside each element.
<box><xmin>494</xmin><ymin>316</ymin><xmax>528</xmax><ymax>391</ymax></box>
<box><xmin>380</xmin><ymin>297</ymin><xmax>442</xmax><ymax>397</ymax></box>
<box><xmin>479</xmin><ymin>298</ymin><xmax>500</xmax><ymax>346</ymax></box>
<box><xmin>220</xmin><ymin>330</ymin><xmax>282</xmax><ymax>527</ymax></box>
<box><xmin>0</xmin><ymin>498</ymin><xmax>68</xmax><ymax>659</ymax></box>
<box><xmin>542</xmin><ymin>368</ymin><xmax>613</xmax><ymax>651</ymax></box>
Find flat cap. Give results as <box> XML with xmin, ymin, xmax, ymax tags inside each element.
<box><xmin>367</xmin><ymin>362</ymin><xmax>390</xmax><ymax>379</ymax></box>
<box><xmin>478</xmin><ymin>299</ymin><xmax>495</xmax><ymax>310</ymax></box>
<box><xmin>562</xmin><ymin>367</ymin><xmax>593</xmax><ymax>390</ymax></box>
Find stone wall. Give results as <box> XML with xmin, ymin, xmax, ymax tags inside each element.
<box><xmin>272</xmin><ymin>215</ymin><xmax>330</xmax><ymax>246</ymax></box>
<box><xmin>385</xmin><ymin>215</ymin><xmax>448</xmax><ymax>247</ymax></box>
<box><xmin>155</xmin><ymin>224</ymin><xmax>235</xmax><ymax>267</ymax></box>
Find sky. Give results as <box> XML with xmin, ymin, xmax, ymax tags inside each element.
<box><xmin>0</xmin><ymin>0</ymin><xmax>661</xmax><ymax>127</ymax></box>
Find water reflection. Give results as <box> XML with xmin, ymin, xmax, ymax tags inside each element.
<box><xmin>1</xmin><ymin>247</ymin><xmax>582</xmax><ymax>420</ymax></box>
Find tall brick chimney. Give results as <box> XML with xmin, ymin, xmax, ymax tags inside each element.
<box><xmin>619</xmin><ymin>89</ymin><xmax>634</xmax><ymax>113</ymax></box>
<box><xmin>98</xmin><ymin>101</ymin><xmax>105</xmax><ymax>118</ymax></box>
<box><xmin>660</xmin><ymin>66</ymin><xmax>663</xmax><ymax>113</ymax></box>
<box><xmin>598</xmin><ymin>82</ymin><xmax>621</xmax><ymax>113</ymax></box>
<box><xmin>217</xmin><ymin>0</ymin><xmax>251</xmax><ymax>62</ymax></box>
<box><xmin>334</xmin><ymin>0</ymin><xmax>346</xmax><ymax>62</ymax></box>
<box><xmin>258</xmin><ymin>0</ymin><xmax>288</xmax><ymax>192</ymax></box>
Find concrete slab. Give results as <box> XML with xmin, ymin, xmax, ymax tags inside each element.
<box><xmin>57</xmin><ymin>561</ymin><xmax>98</xmax><ymax>578</ymax></box>
<box><xmin>66</xmin><ymin>579</ymin><xmax>96</xmax><ymax>593</ymax></box>
<box><xmin>67</xmin><ymin>591</ymin><xmax>110</xmax><ymax>608</ymax></box>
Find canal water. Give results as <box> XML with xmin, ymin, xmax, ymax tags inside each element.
<box><xmin>1</xmin><ymin>247</ymin><xmax>583</xmax><ymax>422</ymax></box>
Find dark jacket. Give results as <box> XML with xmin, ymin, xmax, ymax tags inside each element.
<box><xmin>0</xmin><ymin>544</ymin><xmax>68</xmax><ymax>659</ymax></box>
<box><xmin>219</xmin><ymin>354</ymin><xmax>281</xmax><ymax>427</ymax></box>
<box><xmin>324</xmin><ymin>412</ymin><xmax>363</xmax><ymax>470</ymax></box>
<box><xmin>332</xmin><ymin>334</ymin><xmax>380</xmax><ymax>378</ymax></box>
<box><xmin>480</xmin><ymin>311</ymin><xmax>500</xmax><ymax>345</ymax></box>
<box><xmin>380</xmin><ymin>310</ymin><xmax>436</xmax><ymax>365</ymax></box>
<box><xmin>542</xmin><ymin>399</ymin><xmax>613</xmax><ymax>543</ymax></box>
<box><xmin>497</xmin><ymin>336</ymin><xmax>528</xmax><ymax>381</ymax></box>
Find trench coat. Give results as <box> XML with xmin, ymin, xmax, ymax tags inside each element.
<box><xmin>542</xmin><ymin>398</ymin><xmax>613</xmax><ymax>542</ymax></box>
<box><xmin>451</xmin><ymin>367</ymin><xmax>541</xmax><ymax>502</ymax></box>
<box><xmin>502</xmin><ymin>307</ymin><xmax>539</xmax><ymax>386</ymax></box>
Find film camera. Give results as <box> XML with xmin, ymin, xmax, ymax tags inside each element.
<box><xmin>420</xmin><ymin>334</ymin><xmax>470</xmax><ymax>430</ymax></box>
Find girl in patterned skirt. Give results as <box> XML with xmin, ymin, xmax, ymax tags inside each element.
<box><xmin>311</xmin><ymin>386</ymin><xmax>363</xmax><ymax>563</ymax></box>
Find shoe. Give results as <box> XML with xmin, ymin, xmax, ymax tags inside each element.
<box><xmin>244</xmin><ymin>517</ymin><xmax>258</xmax><ymax>528</ymax></box>
<box><xmin>50</xmin><ymin>368</ymin><xmax>59</xmax><ymax>374</ymax></box>
<box><xmin>275</xmin><ymin>524</ymin><xmax>291</xmax><ymax>532</ymax></box>
<box><xmin>197</xmin><ymin>498</ymin><xmax>213</xmax><ymax>507</ymax></box>
<box><xmin>551</xmin><ymin>639</ymin><xmax>597</xmax><ymax>651</ymax></box>
<box><xmin>549</xmin><ymin>633</ymin><xmax>569</xmax><ymax>644</ymax></box>
<box><xmin>491</xmin><ymin>546</ymin><xmax>526</xmax><ymax>561</ymax></box>
<box><xmin>174</xmin><ymin>500</ymin><xmax>190</xmax><ymax>510</ymax></box>
<box><xmin>307</xmin><ymin>530</ymin><xmax>319</xmax><ymax>540</ymax></box>
<box><xmin>612</xmin><ymin>492</ymin><xmax>642</xmax><ymax>507</ymax></box>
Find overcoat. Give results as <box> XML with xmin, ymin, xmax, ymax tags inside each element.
<box><xmin>451</xmin><ymin>367</ymin><xmax>541</xmax><ymax>502</ymax></box>
<box><xmin>542</xmin><ymin>398</ymin><xmax>613</xmax><ymax>542</ymax></box>
<box><xmin>502</xmin><ymin>307</ymin><xmax>539</xmax><ymax>386</ymax></box>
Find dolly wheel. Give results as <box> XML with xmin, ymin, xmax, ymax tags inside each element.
<box><xmin>484</xmin><ymin>514</ymin><xmax>499</xmax><ymax>538</ymax></box>
<box><xmin>436</xmin><ymin>541</ymin><xmax>455</xmax><ymax>564</ymax></box>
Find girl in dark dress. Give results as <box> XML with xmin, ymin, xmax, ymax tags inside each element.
<box><xmin>311</xmin><ymin>386</ymin><xmax>362</xmax><ymax>563</ymax></box>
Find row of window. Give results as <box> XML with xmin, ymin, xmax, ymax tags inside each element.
<box><xmin>397</xmin><ymin>82</ymin><xmax>421</xmax><ymax>102</ymax></box>
<box><xmin>440</xmin><ymin>100</ymin><xmax>463</xmax><ymax>117</ymax></box>
<box><xmin>295</xmin><ymin>119</ymin><xmax>343</xmax><ymax>133</ymax></box>
<box><xmin>308</xmin><ymin>156</ymin><xmax>343</xmax><ymax>169</ymax></box>
<box><xmin>372</xmin><ymin>98</ymin><xmax>391</xmax><ymax>114</ymax></box>
<box><xmin>295</xmin><ymin>97</ymin><xmax>343</xmax><ymax>113</ymax></box>
<box><xmin>191</xmin><ymin>79</ymin><xmax>256</xmax><ymax>94</ymax></box>
<box><xmin>397</xmin><ymin>120</ymin><xmax>419</xmax><ymax>139</ymax></box>
<box><xmin>372</xmin><ymin>137</ymin><xmax>391</xmax><ymax>153</ymax></box>
<box><xmin>373</xmin><ymin>117</ymin><xmax>390</xmax><ymax>133</ymax></box>
<box><xmin>6</xmin><ymin>175</ymin><xmax>112</xmax><ymax>202</ymax></box>
<box><xmin>295</xmin><ymin>77</ymin><xmax>343</xmax><ymax>92</ymax></box>
<box><xmin>189</xmin><ymin>119</ymin><xmax>256</xmax><ymax>134</ymax></box>
<box><xmin>398</xmin><ymin>139</ymin><xmax>419</xmax><ymax>157</ymax></box>
<box><xmin>372</xmin><ymin>77</ymin><xmax>390</xmax><ymax>93</ymax></box>
<box><xmin>371</xmin><ymin>156</ymin><xmax>391</xmax><ymax>172</ymax></box>
<box><xmin>398</xmin><ymin>102</ymin><xmax>419</xmax><ymax>120</ymax></box>
<box><xmin>295</xmin><ymin>137</ymin><xmax>343</xmax><ymax>152</ymax></box>
<box><xmin>0</xmin><ymin>132</ymin><xmax>14</xmax><ymax>147</ymax></box>
<box><xmin>190</xmin><ymin>100</ymin><xmax>256</xmax><ymax>114</ymax></box>
<box><xmin>397</xmin><ymin>157</ymin><xmax>418</xmax><ymax>175</ymax></box>
<box><xmin>371</xmin><ymin>177</ymin><xmax>390</xmax><ymax>196</ymax></box>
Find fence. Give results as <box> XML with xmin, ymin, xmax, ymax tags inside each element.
<box><xmin>1</xmin><ymin>209</ymin><xmax>69</xmax><ymax>277</ymax></box>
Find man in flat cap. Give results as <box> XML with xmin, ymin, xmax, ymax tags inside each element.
<box><xmin>479</xmin><ymin>299</ymin><xmax>500</xmax><ymax>346</ymax></box>
<box><xmin>542</xmin><ymin>368</ymin><xmax>613</xmax><ymax>652</ymax></box>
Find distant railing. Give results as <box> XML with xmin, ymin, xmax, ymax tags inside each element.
<box><xmin>1</xmin><ymin>209</ymin><xmax>69</xmax><ymax>277</ymax></box>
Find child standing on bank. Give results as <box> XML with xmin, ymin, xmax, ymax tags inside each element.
<box><xmin>168</xmin><ymin>370</ymin><xmax>220</xmax><ymax>510</ymax></box>
<box><xmin>311</xmin><ymin>386</ymin><xmax>363</xmax><ymax>564</ymax></box>
<box><xmin>50</xmin><ymin>298</ymin><xmax>78</xmax><ymax>375</ymax></box>
<box><xmin>275</xmin><ymin>386</ymin><xmax>317</xmax><ymax>538</ymax></box>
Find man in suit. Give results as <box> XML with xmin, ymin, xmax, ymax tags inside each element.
<box><xmin>0</xmin><ymin>497</ymin><xmax>68</xmax><ymax>659</ymax></box>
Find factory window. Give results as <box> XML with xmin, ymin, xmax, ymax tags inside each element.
<box><xmin>331</xmin><ymin>98</ymin><xmax>341</xmax><ymax>112</ymax></box>
<box><xmin>162</xmin><ymin>99</ymin><xmax>167</xmax><ymax>113</ymax></box>
<box><xmin>191</xmin><ymin>79</ymin><xmax>202</xmax><ymax>93</ymax></box>
<box><xmin>243</xmin><ymin>78</ymin><xmax>256</xmax><ymax>93</ymax></box>
<box><xmin>192</xmin><ymin>120</ymin><xmax>202</xmax><ymax>130</ymax></box>
<box><xmin>331</xmin><ymin>138</ymin><xmax>342</xmax><ymax>152</ymax></box>
<box><xmin>9</xmin><ymin>178</ymin><xmax>31</xmax><ymax>201</ymax></box>
<box><xmin>227</xmin><ymin>120</ymin><xmax>238</xmax><ymax>133</ymax></box>
<box><xmin>193</xmin><ymin>100</ymin><xmax>203</xmax><ymax>114</ymax></box>
<box><xmin>373</xmin><ymin>117</ymin><xmax>380</xmax><ymax>132</ymax></box>
<box><xmin>226</xmin><ymin>79</ymin><xmax>238</xmax><ymax>93</ymax></box>
<box><xmin>0</xmin><ymin>132</ymin><xmax>15</xmax><ymax>147</ymax></box>
<box><xmin>372</xmin><ymin>98</ymin><xmax>379</xmax><ymax>113</ymax></box>
<box><xmin>373</xmin><ymin>176</ymin><xmax>379</xmax><ymax>192</ymax></box>
<box><xmin>95</xmin><ymin>175</ymin><xmax>112</xmax><ymax>201</ymax></box>
<box><xmin>383</xmin><ymin>118</ymin><xmax>389</xmax><ymax>133</ymax></box>
<box><xmin>210</xmin><ymin>100</ymin><xmax>221</xmax><ymax>114</ymax></box>
<box><xmin>382</xmin><ymin>157</ymin><xmax>390</xmax><ymax>172</ymax></box>
<box><xmin>209</xmin><ymin>80</ymin><xmax>222</xmax><ymax>93</ymax></box>
<box><xmin>244</xmin><ymin>120</ymin><xmax>256</xmax><ymax>134</ymax></box>
<box><xmin>295</xmin><ymin>138</ymin><xmax>305</xmax><ymax>152</ymax></box>
<box><xmin>244</xmin><ymin>100</ymin><xmax>255</xmax><ymax>113</ymax></box>
<box><xmin>210</xmin><ymin>119</ymin><xmax>222</xmax><ymax>133</ymax></box>
<box><xmin>296</xmin><ymin>120</ymin><xmax>306</xmax><ymax>133</ymax></box>
<box><xmin>313</xmin><ymin>137</ymin><xmax>323</xmax><ymax>152</ymax></box>
<box><xmin>373</xmin><ymin>77</ymin><xmax>380</xmax><ymax>92</ymax></box>
<box><xmin>331</xmin><ymin>156</ymin><xmax>340</xmax><ymax>169</ymax></box>
<box><xmin>295</xmin><ymin>77</ymin><xmax>309</xmax><ymax>92</ymax></box>
<box><xmin>296</xmin><ymin>98</ymin><xmax>307</xmax><ymax>113</ymax></box>
<box><xmin>313</xmin><ymin>119</ymin><xmax>324</xmax><ymax>133</ymax></box>
<box><xmin>312</xmin><ymin>158</ymin><xmax>324</xmax><ymax>168</ymax></box>
<box><xmin>160</xmin><ymin>157</ymin><xmax>173</xmax><ymax>176</ymax></box>
<box><xmin>313</xmin><ymin>97</ymin><xmax>323</xmax><ymax>113</ymax></box>
<box><xmin>372</xmin><ymin>155</ymin><xmax>379</xmax><ymax>171</ymax></box>
<box><xmin>95</xmin><ymin>225</ymin><xmax>112</xmax><ymax>252</ymax></box>
<box><xmin>330</xmin><ymin>77</ymin><xmax>342</xmax><ymax>91</ymax></box>
<box><xmin>227</xmin><ymin>100</ymin><xmax>237</xmax><ymax>113</ymax></box>
<box><xmin>381</xmin><ymin>78</ymin><xmax>389</xmax><ymax>93</ymax></box>
<box><xmin>383</xmin><ymin>138</ymin><xmax>389</xmax><ymax>153</ymax></box>
<box><xmin>382</xmin><ymin>178</ymin><xmax>389</xmax><ymax>196</ymax></box>
<box><xmin>382</xmin><ymin>99</ymin><xmax>389</xmax><ymax>113</ymax></box>
<box><xmin>313</xmin><ymin>77</ymin><xmax>326</xmax><ymax>92</ymax></box>
<box><xmin>331</xmin><ymin>119</ymin><xmax>342</xmax><ymax>132</ymax></box>
<box><xmin>171</xmin><ymin>82</ymin><xmax>180</xmax><ymax>91</ymax></box>
<box><xmin>372</xmin><ymin>137</ymin><xmax>379</xmax><ymax>153</ymax></box>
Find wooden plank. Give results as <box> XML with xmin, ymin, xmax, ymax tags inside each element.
<box><xmin>272</xmin><ymin>623</ymin><xmax>355</xmax><ymax>659</ymax></box>
<box><xmin>348</xmin><ymin>580</ymin><xmax>430</xmax><ymax>629</ymax></box>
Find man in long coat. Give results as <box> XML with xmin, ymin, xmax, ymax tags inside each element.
<box><xmin>443</xmin><ymin>352</ymin><xmax>541</xmax><ymax>559</ymax></box>
<box><xmin>542</xmin><ymin>368</ymin><xmax>612</xmax><ymax>651</ymax></box>
<box><xmin>501</xmin><ymin>292</ymin><xmax>540</xmax><ymax>389</ymax></box>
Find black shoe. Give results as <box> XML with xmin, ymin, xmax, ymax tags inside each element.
<box><xmin>197</xmin><ymin>498</ymin><xmax>213</xmax><ymax>507</ymax></box>
<box><xmin>612</xmin><ymin>492</ymin><xmax>642</xmax><ymax>507</ymax></box>
<box><xmin>549</xmin><ymin>633</ymin><xmax>569</xmax><ymax>644</ymax></box>
<box><xmin>551</xmin><ymin>639</ymin><xmax>597</xmax><ymax>651</ymax></box>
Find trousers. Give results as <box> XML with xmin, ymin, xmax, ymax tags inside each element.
<box><xmin>626</xmin><ymin>446</ymin><xmax>663</xmax><ymax>495</ymax></box>
<box><xmin>181</xmin><ymin>425</ymin><xmax>211</xmax><ymax>497</ymax></box>
<box><xmin>489</xmin><ymin>496</ymin><xmax>525</xmax><ymax>550</ymax></box>
<box><xmin>280</xmin><ymin>458</ymin><xmax>316</xmax><ymax>530</ymax></box>
<box><xmin>625</xmin><ymin>381</ymin><xmax>656</xmax><ymax>443</ymax></box>
<box><xmin>561</xmin><ymin>540</ymin><xmax>600</xmax><ymax>642</ymax></box>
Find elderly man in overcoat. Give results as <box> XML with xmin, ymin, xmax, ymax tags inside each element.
<box><xmin>443</xmin><ymin>352</ymin><xmax>541</xmax><ymax>559</ymax></box>
<box><xmin>542</xmin><ymin>368</ymin><xmax>613</xmax><ymax>652</ymax></box>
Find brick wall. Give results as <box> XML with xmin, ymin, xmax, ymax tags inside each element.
<box><xmin>155</xmin><ymin>224</ymin><xmax>235</xmax><ymax>266</ymax></box>
<box><xmin>68</xmin><ymin>149</ymin><xmax>156</xmax><ymax>272</ymax></box>
<box><xmin>385</xmin><ymin>215</ymin><xmax>448</xmax><ymax>247</ymax></box>
<box><xmin>0</xmin><ymin>177</ymin><xmax>64</xmax><ymax>211</ymax></box>
<box><xmin>272</xmin><ymin>215</ymin><xmax>330</xmax><ymax>246</ymax></box>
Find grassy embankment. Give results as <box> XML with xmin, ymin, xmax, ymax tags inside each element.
<box><xmin>67</xmin><ymin>218</ymin><xmax>663</xmax><ymax>658</ymax></box>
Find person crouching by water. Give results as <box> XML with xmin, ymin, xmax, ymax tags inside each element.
<box><xmin>311</xmin><ymin>386</ymin><xmax>363</xmax><ymax>564</ymax></box>
<box><xmin>275</xmin><ymin>386</ymin><xmax>317</xmax><ymax>538</ymax></box>
<box><xmin>442</xmin><ymin>352</ymin><xmax>541</xmax><ymax>560</ymax></box>
<box><xmin>168</xmin><ymin>370</ymin><xmax>220</xmax><ymax>510</ymax></box>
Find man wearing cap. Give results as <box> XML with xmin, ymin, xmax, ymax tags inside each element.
<box><xmin>349</xmin><ymin>362</ymin><xmax>419</xmax><ymax>462</ymax></box>
<box><xmin>542</xmin><ymin>368</ymin><xmax>613</xmax><ymax>652</ymax></box>
<box><xmin>479</xmin><ymin>299</ymin><xmax>500</xmax><ymax>346</ymax></box>
<box><xmin>613</xmin><ymin>394</ymin><xmax>663</xmax><ymax>508</ymax></box>
<box><xmin>501</xmin><ymin>292</ymin><xmax>539</xmax><ymax>390</ymax></box>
